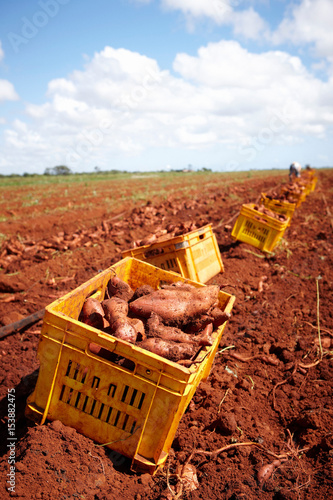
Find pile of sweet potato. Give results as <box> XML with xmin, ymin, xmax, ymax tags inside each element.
<box><xmin>253</xmin><ymin>204</ymin><xmax>287</xmax><ymax>222</ymax></box>
<box><xmin>79</xmin><ymin>275</ymin><xmax>230</xmax><ymax>365</ymax></box>
<box><xmin>278</xmin><ymin>181</ymin><xmax>306</xmax><ymax>202</ymax></box>
<box><xmin>131</xmin><ymin>221</ymin><xmax>203</xmax><ymax>248</ymax></box>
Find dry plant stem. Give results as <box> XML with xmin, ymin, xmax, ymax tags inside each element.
<box><xmin>213</xmin><ymin>211</ymin><xmax>238</xmax><ymax>229</ymax></box>
<box><xmin>88</xmin><ymin>452</ymin><xmax>105</xmax><ymax>475</ymax></box>
<box><xmin>285</xmin><ymin>429</ymin><xmax>311</xmax><ymax>494</ymax></box>
<box><xmin>229</xmin><ymin>352</ymin><xmax>278</xmax><ymax>365</ymax></box>
<box><xmin>166</xmin><ymin>465</ymin><xmax>181</xmax><ymax>499</ymax></box>
<box><xmin>218</xmin><ymin>388</ymin><xmax>229</xmax><ymax>413</ymax></box>
<box><xmin>303</xmin><ymin>321</ymin><xmax>332</xmax><ymax>337</ymax></box>
<box><xmin>166</xmin><ymin>464</ymin><xmax>185</xmax><ymax>500</ymax></box>
<box><xmin>0</xmin><ymin>308</ymin><xmax>45</xmax><ymax>340</ymax></box>
<box><xmin>272</xmin><ymin>364</ymin><xmax>298</xmax><ymax>411</ymax></box>
<box><xmin>229</xmin><ymin>353</ymin><xmax>262</xmax><ymax>362</ymax></box>
<box><xmin>187</xmin><ymin>441</ymin><xmax>289</xmax><ymax>463</ymax></box>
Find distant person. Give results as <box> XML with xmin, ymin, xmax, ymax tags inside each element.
<box><xmin>289</xmin><ymin>162</ymin><xmax>302</xmax><ymax>181</ymax></box>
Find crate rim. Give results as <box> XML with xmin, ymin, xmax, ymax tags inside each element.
<box><xmin>122</xmin><ymin>223</ymin><xmax>214</xmax><ymax>257</ymax></box>
<box><xmin>241</xmin><ymin>203</ymin><xmax>290</xmax><ymax>228</ymax></box>
<box><xmin>42</xmin><ymin>257</ymin><xmax>236</xmax><ymax>377</ymax></box>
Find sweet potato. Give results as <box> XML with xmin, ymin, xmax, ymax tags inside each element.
<box><xmin>79</xmin><ymin>297</ymin><xmax>105</xmax><ymax>330</ymax></box>
<box><xmin>254</xmin><ymin>204</ymin><xmax>287</xmax><ymax>222</ymax></box>
<box><xmin>194</xmin><ymin>322</ymin><xmax>214</xmax><ymax>346</ymax></box>
<box><xmin>147</xmin><ymin>312</ymin><xmax>196</xmax><ymax>344</ymax></box>
<box><xmin>160</xmin><ymin>281</ymin><xmax>196</xmax><ymax>292</ymax></box>
<box><xmin>102</xmin><ymin>297</ymin><xmax>137</xmax><ymax>343</ymax></box>
<box><xmin>139</xmin><ymin>234</ymin><xmax>157</xmax><ymax>246</ymax></box>
<box><xmin>210</xmin><ymin>308</ymin><xmax>231</xmax><ymax>328</ymax></box>
<box><xmin>184</xmin><ymin>314</ymin><xmax>213</xmax><ymax>333</ymax></box>
<box><xmin>111</xmin><ymin>322</ymin><xmax>137</xmax><ymax>343</ymax></box>
<box><xmin>129</xmin><ymin>285</ymin><xmax>220</xmax><ymax>325</ymax></box>
<box><xmin>185</xmin><ymin>308</ymin><xmax>230</xmax><ymax>332</ymax></box>
<box><xmin>131</xmin><ymin>284</ymin><xmax>155</xmax><ymax>301</ymax></box>
<box><xmin>107</xmin><ymin>274</ymin><xmax>134</xmax><ymax>302</ymax></box>
<box><xmin>102</xmin><ymin>297</ymin><xmax>128</xmax><ymax>325</ymax></box>
<box><xmin>139</xmin><ymin>337</ymin><xmax>197</xmax><ymax>363</ymax></box>
<box><xmin>147</xmin><ymin>312</ymin><xmax>213</xmax><ymax>346</ymax></box>
<box><xmin>129</xmin><ymin>317</ymin><xmax>146</xmax><ymax>341</ymax></box>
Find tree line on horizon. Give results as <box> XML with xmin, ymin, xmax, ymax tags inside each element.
<box><xmin>0</xmin><ymin>165</ymin><xmax>214</xmax><ymax>178</ymax></box>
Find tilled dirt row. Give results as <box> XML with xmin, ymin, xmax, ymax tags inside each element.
<box><xmin>0</xmin><ymin>171</ymin><xmax>332</xmax><ymax>500</ymax></box>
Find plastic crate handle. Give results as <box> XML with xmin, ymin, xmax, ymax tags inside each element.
<box><xmin>88</xmin><ymin>342</ymin><xmax>136</xmax><ymax>371</ymax></box>
<box><xmin>175</xmin><ymin>241</ymin><xmax>189</xmax><ymax>250</ymax></box>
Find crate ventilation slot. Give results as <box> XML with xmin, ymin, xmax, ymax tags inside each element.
<box><xmin>65</xmin><ymin>360</ymin><xmax>88</xmax><ymax>383</ymax></box>
<box><xmin>243</xmin><ymin>220</ymin><xmax>269</xmax><ymax>243</ymax></box>
<box><xmin>59</xmin><ymin>384</ymin><xmax>139</xmax><ymax>434</ymax></box>
<box><xmin>59</xmin><ymin>360</ymin><xmax>146</xmax><ymax>433</ymax></box>
<box><xmin>121</xmin><ymin>385</ymin><xmax>146</xmax><ymax>410</ymax></box>
<box><xmin>160</xmin><ymin>258</ymin><xmax>178</xmax><ymax>270</ymax></box>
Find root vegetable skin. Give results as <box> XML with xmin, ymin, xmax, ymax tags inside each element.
<box><xmin>195</xmin><ymin>322</ymin><xmax>214</xmax><ymax>346</ymax></box>
<box><xmin>257</xmin><ymin>459</ymin><xmax>284</xmax><ymax>486</ymax></box>
<box><xmin>147</xmin><ymin>313</ymin><xmax>213</xmax><ymax>346</ymax></box>
<box><xmin>210</xmin><ymin>308</ymin><xmax>231</xmax><ymax>328</ymax></box>
<box><xmin>102</xmin><ymin>297</ymin><xmax>128</xmax><ymax>327</ymax></box>
<box><xmin>112</xmin><ymin>322</ymin><xmax>137</xmax><ymax>343</ymax></box>
<box><xmin>131</xmin><ymin>284</ymin><xmax>155</xmax><ymax>301</ymax></box>
<box><xmin>79</xmin><ymin>278</ymin><xmax>232</xmax><ymax>364</ymax></box>
<box><xmin>79</xmin><ymin>297</ymin><xmax>105</xmax><ymax>329</ymax></box>
<box><xmin>184</xmin><ymin>314</ymin><xmax>212</xmax><ymax>333</ymax></box>
<box><xmin>182</xmin><ymin>309</ymin><xmax>230</xmax><ymax>333</ymax></box>
<box><xmin>107</xmin><ymin>275</ymin><xmax>134</xmax><ymax>302</ymax></box>
<box><xmin>129</xmin><ymin>285</ymin><xmax>220</xmax><ymax>325</ymax></box>
<box><xmin>147</xmin><ymin>313</ymin><xmax>194</xmax><ymax>343</ymax></box>
<box><xmin>139</xmin><ymin>337</ymin><xmax>197</xmax><ymax>362</ymax></box>
<box><xmin>129</xmin><ymin>317</ymin><xmax>146</xmax><ymax>341</ymax></box>
<box><xmin>102</xmin><ymin>297</ymin><xmax>137</xmax><ymax>343</ymax></box>
<box><xmin>160</xmin><ymin>281</ymin><xmax>196</xmax><ymax>292</ymax></box>
<box><xmin>254</xmin><ymin>204</ymin><xmax>287</xmax><ymax>222</ymax></box>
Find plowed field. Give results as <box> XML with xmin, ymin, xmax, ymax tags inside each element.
<box><xmin>0</xmin><ymin>170</ymin><xmax>332</xmax><ymax>500</ymax></box>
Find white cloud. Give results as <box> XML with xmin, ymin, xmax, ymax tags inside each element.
<box><xmin>231</xmin><ymin>7</ymin><xmax>268</xmax><ymax>40</ymax></box>
<box><xmin>157</xmin><ymin>0</ymin><xmax>333</xmax><ymax>65</ymax></box>
<box><xmin>0</xmin><ymin>79</ymin><xmax>19</xmax><ymax>102</ymax></box>
<box><xmin>272</xmin><ymin>0</ymin><xmax>333</xmax><ymax>61</ymax></box>
<box><xmin>160</xmin><ymin>0</ymin><xmax>268</xmax><ymax>38</ymax></box>
<box><xmin>173</xmin><ymin>40</ymin><xmax>311</xmax><ymax>94</ymax></box>
<box><xmin>161</xmin><ymin>0</ymin><xmax>233</xmax><ymax>22</ymax></box>
<box><xmin>0</xmin><ymin>41</ymin><xmax>19</xmax><ymax>104</ymax></box>
<box><xmin>1</xmin><ymin>41</ymin><xmax>333</xmax><ymax>174</ymax></box>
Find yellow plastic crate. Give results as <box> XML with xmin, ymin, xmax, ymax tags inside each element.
<box><xmin>279</xmin><ymin>185</ymin><xmax>307</xmax><ymax>208</ymax></box>
<box><xmin>296</xmin><ymin>179</ymin><xmax>312</xmax><ymax>196</ymax></box>
<box><xmin>260</xmin><ymin>193</ymin><xmax>296</xmax><ymax>227</ymax></box>
<box><xmin>310</xmin><ymin>176</ymin><xmax>318</xmax><ymax>192</ymax></box>
<box><xmin>231</xmin><ymin>203</ymin><xmax>289</xmax><ymax>253</ymax></box>
<box><xmin>26</xmin><ymin>258</ymin><xmax>235</xmax><ymax>474</ymax></box>
<box><xmin>122</xmin><ymin>224</ymin><xmax>224</xmax><ymax>284</ymax></box>
<box><xmin>301</xmin><ymin>169</ymin><xmax>317</xmax><ymax>192</ymax></box>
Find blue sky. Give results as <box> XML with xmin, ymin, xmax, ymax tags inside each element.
<box><xmin>0</xmin><ymin>0</ymin><xmax>332</xmax><ymax>175</ymax></box>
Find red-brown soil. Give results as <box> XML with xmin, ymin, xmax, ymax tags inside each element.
<box><xmin>0</xmin><ymin>170</ymin><xmax>332</xmax><ymax>500</ymax></box>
